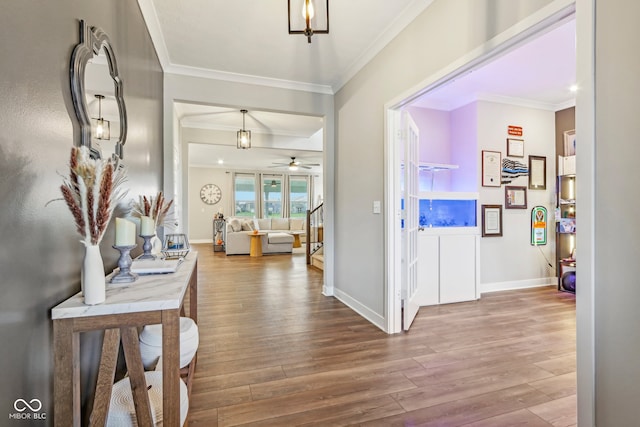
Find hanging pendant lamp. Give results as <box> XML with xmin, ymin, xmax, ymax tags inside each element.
<box><xmin>92</xmin><ymin>94</ymin><xmax>110</xmax><ymax>140</ymax></box>
<box><xmin>288</xmin><ymin>0</ymin><xmax>329</xmax><ymax>43</ymax></box>
<box><xmin>237</xmin><ymin>109</ymin><xmax>251</xmax><ymax>149</ymax></box>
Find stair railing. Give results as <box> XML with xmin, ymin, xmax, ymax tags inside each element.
<box><xmin>306</xmin><ymin>203</ymin><xmax>324</xmax><ymax>265</ymax></box>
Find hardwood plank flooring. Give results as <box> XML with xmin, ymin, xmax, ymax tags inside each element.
<box><xmin>189</xmin><ymin>244</ymin><xmax>576</xmax><ymax>426</ymax></box>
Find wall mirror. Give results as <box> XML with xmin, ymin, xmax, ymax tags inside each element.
<box><xmin>70</xmin><ymin>20</ymin><xmax>127</xmax><ymax>160</ymax></box>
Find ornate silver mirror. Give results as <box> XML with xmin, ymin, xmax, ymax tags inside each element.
<box><xmin>70</xmin><ymin>20</ymin><xmax>127</xmax><ymax>160</ymax></box>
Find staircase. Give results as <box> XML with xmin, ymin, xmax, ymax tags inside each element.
<box><xmin>310</xmin><ymin>247</ymin><xmax>324</xmax><ymax>270</ymax></box>
<box><xmin>306</xmin><ymin>203</ymin><xmax>324</xmax><ymax>270</ymax></box>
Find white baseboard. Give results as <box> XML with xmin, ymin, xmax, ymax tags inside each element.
<box><xmin>322</xmin><ymin>284</ymin><xmax>334</xmax><ymax>297</ymax></box>
<box><xmin>481</xmin><ymin>277</ymin><xmax>556</xmax><ymax>294</ymax></box>
<box><xmin>333</xmin><ymin>288</ymin><xmax>386</xmax><ymax>332</ymax></box>
<box><xmin>190</xmin><ymin>239</ymin><xmax>213</xmax><ymax>244</ymax></box>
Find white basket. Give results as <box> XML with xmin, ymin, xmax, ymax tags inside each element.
<box><xmin>106</xmin><ymin>371</ymin><xmax>188</xmax><ymax>426</ymax></box>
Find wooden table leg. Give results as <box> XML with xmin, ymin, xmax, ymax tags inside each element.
<box><xmin>121</xmin><ymin>327</ymin><xmax>153</xmax><ymax>426</ymax></box>
<box><xmin>89</xmin><ymin>328</ymin><xmax>121</xmax><ymax>426</ymax></box>
<box><xmin>292</xmin><ymin>233</ymin><xmax>301</xmax><ymax>248</ymax></box>
<box><xmin>53</xmin><ymin>319</ymin><xmax>80</xmax><ymax>427</ymax></box>
<box><xmin>162</xmin><ymin>309</ymin><xmax>181</xmax><ymax>426</ymax></box>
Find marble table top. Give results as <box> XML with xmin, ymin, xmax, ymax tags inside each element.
<box><xmin>51</xmin><ymin>252</ymin><xmax>198</xmax><ymax>320</ymax></box>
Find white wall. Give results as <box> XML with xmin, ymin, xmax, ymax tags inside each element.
<box><xmin>407</xmin><ymin>106</ymin><xmax>453</xmax><ymax>191</ymax></box>
<box><xmin>589</xmin><ymin>0</ymin><xmax>640</xmax><ymax>424</ymax></box>
<box><xmin>188</xmin><ymin>167</ymin><xmax>230</xmax><ymax>242</ymax></box>
<box><xmin>476</xmin><ymin>101</ymin><xmax>556</xmax><ymax>291</ymax></box>
<box><xmin>451</xmin><ymin>102</ymin><xmax>479</xmax><ymax>192</ymax></box>
<box><xmin>333</xmin><ymin>0</ymin><xmax>557</xmax><ymax>329</ymax></box>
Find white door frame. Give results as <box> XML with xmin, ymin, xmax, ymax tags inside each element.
<box><xmin>384</xmin><ymin>2</ymin><xmax>577</xmax><ymax>334</ymax></box>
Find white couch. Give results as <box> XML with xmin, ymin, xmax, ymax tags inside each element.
<box><xmin>225</xmin><ymin>217</ymin><xmax>305</xmax><ymax>255</ymax></box>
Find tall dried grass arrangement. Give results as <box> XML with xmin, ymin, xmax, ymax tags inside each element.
<box><xmin>60</xmin><ymin>146</ymin><xmax>127</xmax><ymax>246</ymax></box>
<box><xmin>131</xmin><ymin>191</ymin><xmax>174</xmax><ymax>229</ymax></box>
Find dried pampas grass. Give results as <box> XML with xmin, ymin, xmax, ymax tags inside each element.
<box><xmin>60</xmin><ymin>146</ymin><xmax>127</xmax><ymax>245</ymax></box>
<box><xmin>131</xmin><ymin>191</ymin><xmax>174</xmax><ymax>229</ymax></box>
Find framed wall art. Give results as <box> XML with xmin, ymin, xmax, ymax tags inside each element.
<box><xmin>506</xmin><ymin>138</ymin><xmax>524</xmax><ymax>157</ymax></box>
<box><xmin>505</xmin><ymin>185</ymin><xmax>527</xmax><ymax>209</ymax></box>
<box><xmin>481</xmin><ymin>204</ymin><xmax>503</xmax><ymax>237</ymax></box>
<box><xmin>482</xmin><ymin>150</ymin><xmax>502</xmax><ymax>187</ymax></box>
<box><xmin>528</xmin><ymin>155</ymin><xmax>546</xmax><ymax>190</ymax></box>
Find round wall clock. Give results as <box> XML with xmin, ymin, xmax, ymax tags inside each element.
<box><xmin>200</xmin><ymin>183</ymin><xmax>222</xmax><ymax>205</ymax></box>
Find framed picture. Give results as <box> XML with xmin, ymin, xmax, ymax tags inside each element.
<box><xmin>564</xmin><ymin>129</ymin><xmax>576</xmax><ymax>156</ymax></box>
<box><xmin>528</xmin><ymin>155</ymin><xmax>546</xmax><ymax>190</ymax></box>
<box><xmin>482</xmin><ymin>204</ymin><xmax>503</xmax><ymax>237</ymax></box>
<box><xmin>482</xmin><ymin>150</ymin><xmax>502</xmax><ymax>187</ymax></box>
<box><xmin>506</xmin><ymin>138</ymin><xmax>525</xmax><ymax>157</ymax></box>
<box><xmin>505</xmin><ymin>185</ymin><xmax>527</xmax><ymax>209</ymax></box>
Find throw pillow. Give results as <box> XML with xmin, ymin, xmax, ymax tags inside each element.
<box><xmin>272</xmin><ymin>218</ymin><xmax>289</xmax><ymax>230</ymax></box>
<box><xmin>290</xmin><ymin>218</ymin><xmax>304</xmax><ymax>230</ymax></box>
<box><xmin>241</xmin><ymin>220</ymin><xmax>254</xmax><ymax>231</ymax></box>
<box><xmin>229</xmin><ymin>218</ymin><xmax>242</xmax><ymax>232</ymax></box>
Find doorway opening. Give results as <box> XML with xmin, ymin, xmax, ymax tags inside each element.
<box><xmin>384</xmin><ymin>6</ymin><xmax>576</xmax><ymax>334</ymax></box>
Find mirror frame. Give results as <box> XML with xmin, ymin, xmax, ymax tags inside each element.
<box><xmin>70</xmin><ymin>20</ymin><xmax>127</xmax><ymax>160</ymax></box>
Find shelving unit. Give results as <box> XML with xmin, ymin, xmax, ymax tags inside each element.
<box><xmin>556</xmin><ymin>171</ymin><xmax>576</xmax><ymax>293</ymax></box>
<box><xmin>213</xmin><ymin>218</ymin><xmax>226</xmax><ymax>252</ymax></box>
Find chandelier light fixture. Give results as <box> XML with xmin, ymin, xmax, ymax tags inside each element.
<box><xmin>92</xmin><ymin>94</ymin><xmax>110</xmax><ymax>140</ymax></box>
<box><xmin>237</xmin><ymin>109</ymin><xmax>251</xmax><ymax>149</ymax></box>
<box><xmin>288</xmin><ymin>0</ymin><xmax>329</xmax><ymax>43</ymax></box>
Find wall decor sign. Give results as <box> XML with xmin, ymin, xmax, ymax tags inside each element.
<box><xmin>528</xmin><ymin>155</ymin><xmax>547</xmax><ymax>190</ymax></box>
<box><xmin>506</xmin><ymin>138</ymin><xmax>525</xmax><ymax>157</ymax></box>
<box><xmin>505</xmin><ymin>185</ymin><xmax>527</xmax><ymax>209</ymax></box>
<box><xmin>482</xmin><ymin>204</ymin><xmax>503</xmax><ymax>237</ymax></box>
<box><xmin>531</xmin><ymin>206</ymin><xmax>548</xmax><ymax>245</ymax></box>
<box><xmin>508</xmin><ymin>125</ymin><xmax>523</xmax><ymax>136</ymax></box>
<box><xmin>501</xmin><ymin>158</ymin><xmax>528</xmax><ymax>184</ymax></box>
<box><xmin>482</xmin><ymin>150</ymin><xmax>502</xmax><ymax>187</ymax></box>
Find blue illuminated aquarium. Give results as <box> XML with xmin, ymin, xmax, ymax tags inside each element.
<box><xmin>419</xmin><ymin>199</ymin><xmax>477</xmax><ymax>228</ymax></box>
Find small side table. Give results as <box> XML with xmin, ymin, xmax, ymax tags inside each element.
<box><xmin>248</xmin><ymin>232</ymin><xmax>265</xmax><ymax>257</ymax></box>
<box><xmin>286</xmin><ymin>230</ymin><xmax>304</xmax><ymax>248</ymax></box>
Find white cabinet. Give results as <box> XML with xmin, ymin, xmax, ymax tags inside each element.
<box><xmin>417</xmin><ymin>232</ymin><xmax>479</xmax><ymax>306</ymax></box>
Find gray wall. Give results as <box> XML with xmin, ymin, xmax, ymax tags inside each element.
<box><xmin>333</xmin><ymin>0</ymin><xmax>554</xmax><ymax>322</ymax></box>
<box><xmin>0</xmin><ymin>1</ymin><xmax>163</xmax><ymax>422</ymax></box>
<box><xmin>592</xmin><ymin>0</ymin><xmax>640</xmax><ymax>424</ymax></box>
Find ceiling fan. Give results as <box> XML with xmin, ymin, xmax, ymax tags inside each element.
<box><xmin>269</xmin><ymin>157</ymin><xmax>320</xmax><ymax>170</ymax></box>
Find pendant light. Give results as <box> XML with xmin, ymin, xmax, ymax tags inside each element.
<box><xmin>288</xmin><ymin>0</ymin><xmax>329</xmax><ymax>43</ymax></box>
<box><xmin>92</xmin><ymin>94</ymin><xmax>110</xmax><ymax>140</ymax></box>
<box><xmin>237</xmin><ymin>109</ymin><xmax>251</xmax><ymax>149</ymax></box>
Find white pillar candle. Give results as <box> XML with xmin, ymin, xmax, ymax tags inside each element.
<box><xmin>115</xmin><ymin>218</ymin><xmax>136</xmax><ymax>246</ymax></box>
<box><xmin>140</xmin><ymin>216</ymin><xmax>155</xmax><ymax>236</ymax></box>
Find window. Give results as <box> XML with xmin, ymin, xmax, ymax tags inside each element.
<box><xmin>289</xmin><ymin>176</ymin><xmax>309</xmax><ymax>218</ymax></box>
<box><xmin>262</xmin><ymin>175</ymin><xmax>283</xmax><ymax>218</ymax></box>
<box><xmin>234</xmin><ymin>173</ymin><xmax>256</xmax><ymax>217</ymax></box>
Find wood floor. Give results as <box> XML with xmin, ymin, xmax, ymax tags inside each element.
<box><xmin>188</xmin><ymin>244</ymin><xmax>576</xmax><ymax>426</ymax></box>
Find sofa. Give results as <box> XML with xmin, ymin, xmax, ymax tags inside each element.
<box><xmin>225</xmin><ymin>217</ymin><xmax>305</xmax><ymax>255</ymax></box>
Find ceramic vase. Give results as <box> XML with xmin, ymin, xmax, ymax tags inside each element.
<box><xmin>82</xmin><ymin>244</ymin><xmax>106</xmax><ymax>305</ymax></box>
<box><xmin>151</xmin><ymin>232</ymin><xmax>163</xmax><ymax>256</ymax></box>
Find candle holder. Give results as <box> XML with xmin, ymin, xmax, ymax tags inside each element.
<box><xmin>110</xmin><ymin>244</ymin><xmax>139</xmax><ymax>284</ymax></box>
<box><xmin>138</xmin><ymin>235</ymin><xmax>157</xmax><ymax>260</ymax></box>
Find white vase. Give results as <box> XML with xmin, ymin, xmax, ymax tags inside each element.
<box><xmin>82</xmin><ymin>244</ymin><xmax>106</xmax><ymax>305</ymax></box>
<box><xmin>151</xmin><ymin>234</ymin><xmax>163</xmax><ymax>255</ymax></box>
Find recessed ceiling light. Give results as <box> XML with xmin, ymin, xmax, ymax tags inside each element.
<box><xmin>218</xmin><ymin>159</ymin><xmax>224</xmax><ymax>164</ymax></box>
<box><xmin>569</xmin><ymin>84</ymin><xmax>578</xmax><ymax>92</ymax></box>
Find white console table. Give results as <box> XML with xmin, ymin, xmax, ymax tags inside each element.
<box><xmin>52</xmin><ymin>251</ymin><xmax>198</xmax><ymax>426</ymax></box>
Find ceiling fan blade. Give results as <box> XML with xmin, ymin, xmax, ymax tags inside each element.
<box><xmin>270</xmin><ymin>162</ymin><xmax>289</xmax><ymax>165</ymax></box>
<box><xmin>300</xmin><ymin>165</ymin><xmax>312</xmax><ymax>169</ymax></box>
